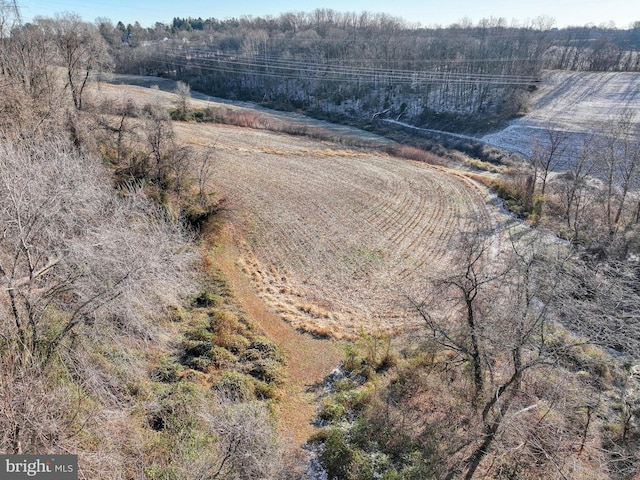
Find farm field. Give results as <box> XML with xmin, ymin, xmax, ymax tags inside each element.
<box><xmin>93</xmin><ymin>79</ymin><xmax>512</xmax><ymax>339</ymax></box>
<box><xmin>174</xmin><ymin>120</ymin><xmax>507</xmax><ymax>338</ymax></box>
<box><xmin>482</xmin><ymin>70</ymin><xmax>640</xmax><ymax>159</ymax></box>
<box><xmin>90</xmin><ymin>80</ymin><xmax>518</xmax><ymax>446</ymax></box>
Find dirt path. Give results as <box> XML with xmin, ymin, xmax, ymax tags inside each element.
<box><xmin>95</xmin><ymin>76</ymin><xmax>347</xmax><ymax>444</ymax></box>
<box><xmin>208</xmin><ymin>222</ymin><xmax>343</xmax><ymax>446</ymax></box>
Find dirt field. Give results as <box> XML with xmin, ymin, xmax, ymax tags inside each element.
<box><xmin>482</xmin><ymin>70</ymin><xmax>640</xmax><ymax>159</ymax></box>
<box><xmin>92</xmin><ymin>78</ymin><xmax>507</xmax><ymax>338</ymax></box>
<box><xmin>89</xmin><ymin>79</ymin><xmax>511</xmax><ymax>442</ymax></box>
<box><xmin>174</xmin><ymin>120</ymin><xmax>502</xmax><ymax>338</ymax></box>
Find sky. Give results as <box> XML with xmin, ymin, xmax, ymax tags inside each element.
<box><xmin>15</xmin><ymin>0</ymin><xmax>639</xmax><ymax>29</ymax></box>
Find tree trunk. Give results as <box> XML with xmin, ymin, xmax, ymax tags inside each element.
<box><xmin>466</xmin><ymin>296</ymin><xmax>484</xmax><ymax>400</ymax></box>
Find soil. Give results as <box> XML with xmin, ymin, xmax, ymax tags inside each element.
<box><xmin>482</xmin><ymin>70</ymin><xmax>640</xmax><ymax>160</ymax></box>
<box><xmin>208</xmin><ymin>222</ymin><xmax>343</xmax><ymax>446</ymax></box>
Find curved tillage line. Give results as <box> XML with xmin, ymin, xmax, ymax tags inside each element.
<box><xmin>283</xmin><ymin>166</ymin><xmax>369</xmax><ymax>284</ymax></box>
<box><xmin>401</xmin><ymin>171</ymin><xmax>491</xmax><ymax>280</ymax></box>
<box><xmin>405</xmin><ymin>190</ymin><xmax>444</xmax><ymax>254</ymax></box>
<box><xmin>206</xmin><ymin>130</ymin><xmax>500</xmax><ymax>336</ymax></box>
<box><xmin>387</xmin><ymin>189</ymin><xmax>426</xmax><ymax>246</ymax></box>
<box><xmin>245</xmin><ymin>157</ymin><xmax>374</xmax><ymax>302</ymax></box>
<box><xmin>391</xmin><ymin>183</ymin><xmax>432</xmax><ymax>251</ymax></box>
<box><xmin>380</xmin><ymin>173</ymin><xmax>443</xmax><ymax>281</ymax></box>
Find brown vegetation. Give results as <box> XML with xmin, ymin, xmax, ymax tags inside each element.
<box><xmin>3</xmin><ymin>4</ymin><xmax>640</xmax><ymax>478</ymax></box>
<box><xmin>169</xmin><ymin>116</ymin><xmax>500</xmax><ymax>338</ymax></box>
<box><xmin>0</xmin><ymin>6</ymin><xmax>312</xmax><ymax>478</ymax></box>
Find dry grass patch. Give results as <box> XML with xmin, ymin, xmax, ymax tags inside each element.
<box><xmin>197</xmin><ymin>130</ymin><xmax>506</xmax><ymax>337</ymax></box>
<box><xmin>88</xmin><ymin>79</ymin><xmax>511</xmax><ymax>341</ymax></box>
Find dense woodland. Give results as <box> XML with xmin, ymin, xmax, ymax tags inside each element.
<box><xmin>1</xmin><ymin>1</ymin><xmax>640</xmax><ymax>479</ymax></box>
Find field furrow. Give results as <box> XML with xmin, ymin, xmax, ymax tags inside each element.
<box><xmin>176</xmin><ymin>122</ymin><xmax>503</xmax><ymax>337</ymax></box>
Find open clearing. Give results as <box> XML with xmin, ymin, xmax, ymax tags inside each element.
<box><xmin>482</xmin><ymin>71</ymin><xmax>640</xmax><ymax>159</ymax></box>
<box><xmin>175</xmin><ymin>120</ymin><xmax>503</xmax><ymax>338</ymax></box>
<box><xmin>92</xmin><ymin>78</ymin><xmax>511</xmax><ymax>443</ymax></box>
<box><xmin>93</xmin><ymin>78</ymin><xmax>506</xmax><ymax>338</ymax></box>
<box><xmin>93</xmin><ymin>74</ymin><xmax>640</xmax><ymax>443</ymax></box>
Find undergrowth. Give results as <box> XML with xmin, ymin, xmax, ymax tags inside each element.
<box><xmin>309</xmin><ymin>328</ymin><xmax>639</xmax><ymax>480</ymax></box>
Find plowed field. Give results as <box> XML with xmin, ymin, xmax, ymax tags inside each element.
<box><xmin>177</xmin><ymin>122</ymin><xmax>500</xmax><ymax>338</ymax></box>
<box><xmin>92</xmin><ymin>78</ymin><xmax>505</xmax><ymax>339</ymax></box>
<box><xmin>483</xmin><ymin>71</ymin><xmax>640</xmax><ymax>159</ymax></box>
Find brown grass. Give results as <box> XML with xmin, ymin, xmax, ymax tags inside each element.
<box><xmin>206</xmin><ymin>223</ymin><xmax>343</xmax><ymax>446</ymax></box>
<box><xmin>185</xmin><ymin>121</ymin><xmax>503</xmax><ymax>337</ymax></box>
<box><xmin>88</xmin><ymin>80</ymin><xmax>516</xmax><ymax>341</ymax></box>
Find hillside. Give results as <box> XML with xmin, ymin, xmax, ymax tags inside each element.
<box><xmin>3</xmin><ymin>8</ymin><xmax>640</xmax><ymax>478</ymax></box>
<box><xmin>96</xmin><ymin>78</ymin><xmax>639</xmax><ymax>478</ymax></box>
<box><xmin>201</xmin><ymin>130</ymin><xmax>499</xmax><ymax>338</ymax></box>
<box><xmin>95</xmin><ymin>77</ymin><xmax>510</xmax><ymax>340</ymax></box>
<box><xmin>482</xmin><ymin>70</ymin><xmax>640</xmax><ymax>158</ymax></box>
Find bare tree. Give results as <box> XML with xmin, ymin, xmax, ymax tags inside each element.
<box><xmin>143</xmin><ymin>103</ymin><xmax>176</xmax><ymax>185</ymax></box>
<box><xmin>595</xmin><ymin>110</ymin><xmax>640</xmax><ymax>236</ymax></box>
<box><xmin>462</xmin><ymin>231</ymin><xmax>587</xmax><ymax>479</ymax></box>
<box><xmin>411</xmin><ymin>222</ymin><xmax>601</xmax><ymax>478</ymax></box>
<box><xmin>94</xmin><ymin>95</ymin><xmax>139</xmax><ymax>165</ymax></box>
<box><xmin>0</xmin><ymin>351</ymin><xmax>77</xmax><ymax>454</ymax></box>
<box><xmin>558</xmin><ymin>136</ymin><xmax>598</xmax><ymax>238</ymax></box>
<box><xmin>174</xmin><ymin>80</ymin><xmax>191</xmax><ymax>117</ymax></box>
<box><xmin>411</xmin><ymin>220</ymin><xmax>509</xmax><ymax>400</ymax></box>
<box><xmin>38</xmin><ymin>14</ymin><xmax>113</xmax><ymax>110</ymax></box>
<box><xmin>0</xmin><ymin>139</ymin><xmax>195</xmax><ymax>370</ymax></box>
<box><xmin>0</xmin><ymin>5</ymin><xmax>66</xmax><ymax>138</ymax></box>
<box><xmin>195</xmin><ymin>145</ymin><xmax>217</xmax><ymax>209</ymax></box>
<box><xmin>531</xmin><ymin>125</ymin><xmax>569</xmax><ymax>199</ymax></box>
<box><xmin>609</xmin><ymin>111</ymin><xmax>640</xmax><ymax>227</ymax></box>
<box><xmin>199</xmin><ymin>401</ymin><xmax>283</xmax><ymax>480</ymax></box>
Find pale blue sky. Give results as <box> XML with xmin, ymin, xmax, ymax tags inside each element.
<box><xmin>16</xmin><ymin>0</ymin><xmax>638</xmax><ymax>29</ymax></box>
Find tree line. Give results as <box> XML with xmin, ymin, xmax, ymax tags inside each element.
<box><xmin>94</xmin><ymin>11</ymin><xmax>640</xmax><ymax>130</ymax></box>
<box><xmin>0</xmin><ymin>3</ymin><xmax>293</xmax><ymax>478</ymax></box>
<box><xmin>2</xmin><ymin>3</ymin><xmax>640</xmax><ymax>477</ymax></box>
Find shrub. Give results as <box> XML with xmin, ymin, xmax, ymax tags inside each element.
<box><xmin>185</xmin><ymin>356</ymin><xmax>212</xmax><ymax>372</ymax></box>
<box><xmin>344</xmin><ymin>332</ymin><xmax>396</xmax><ymax>379</ymax></box>
<box><xmin>193</xmin><ymin>290</ymin><xmax>220</xmax><ymax>308</ymax></box>
<box><xmin>182</xmin><ymin>201</ymin><xmax>222</xmax><ymax>232</ymax></box>
<box><xmin>144</xmin><ymin>465</ymin><xmax>181</xmax><ymax>480</ymax></box>
<box><xmin>184</xmin><ymin>314</ymin><xmax>212</xmax><ymax>341</ymax></box>
<box><xmin>182</xmin><ymin>339</ymin><xmax>212</xmax><ymax>358</ymax></box>
<box><xmin>318</xmin><ymin>397</ymin><xmax>348</xmax><ymax>423</ymax></box>
<box><xmin>490</xmin><ymin>176</ymin><xmax>537</xmax><ymax>219</ymax></box>
<box><xmin>213</xmin><ymin>372</ymin><xmax>254</xmax><ymax>402</ymax></box>
<box><xmin>252</xmin><ymin>380</ymin><xmax>279</xmax><ymax>400</ymax></box>
<box><xmin>320</xmin><ymin>428</ymin><xmax>375</xmax><ymax>480</ymax></box>
<box><xmin>211</xmin><ymin>310</ymin><xmax>243</xmax><ymax>336</ymax></box>
<box><xmin>246</xmin><ymin>359</ymin><xmax>284</xmax><ymax>384</ymax></box>
<box><xmin>167</xmin><ymin>305</ymin><xmax>187</xmax><ymax>322</ymax></box>
<box><xmin>247</xmin><ymin>336</ymin><xmax>279</xmax><ymax>357</ymax></box>
<box><xmin>153</xmin><ymin>357</ymin><xmax>184</xmax><ymax>383</ymax></box>
<box><xmin>210</xmin><ymin>346</ymin><xmax>237</xmax><ymax>369</ymax></box>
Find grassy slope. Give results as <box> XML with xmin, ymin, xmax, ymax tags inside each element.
<box><xmin>89</xmin><ymin>77</ymin><xmax>499</xmax><ymax>444</ymax></box>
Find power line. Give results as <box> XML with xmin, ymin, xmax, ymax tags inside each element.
<box><xmin>157</xmin><ymin>50</ymin><xmax>539</xmax><ymax>86</ymax></box>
